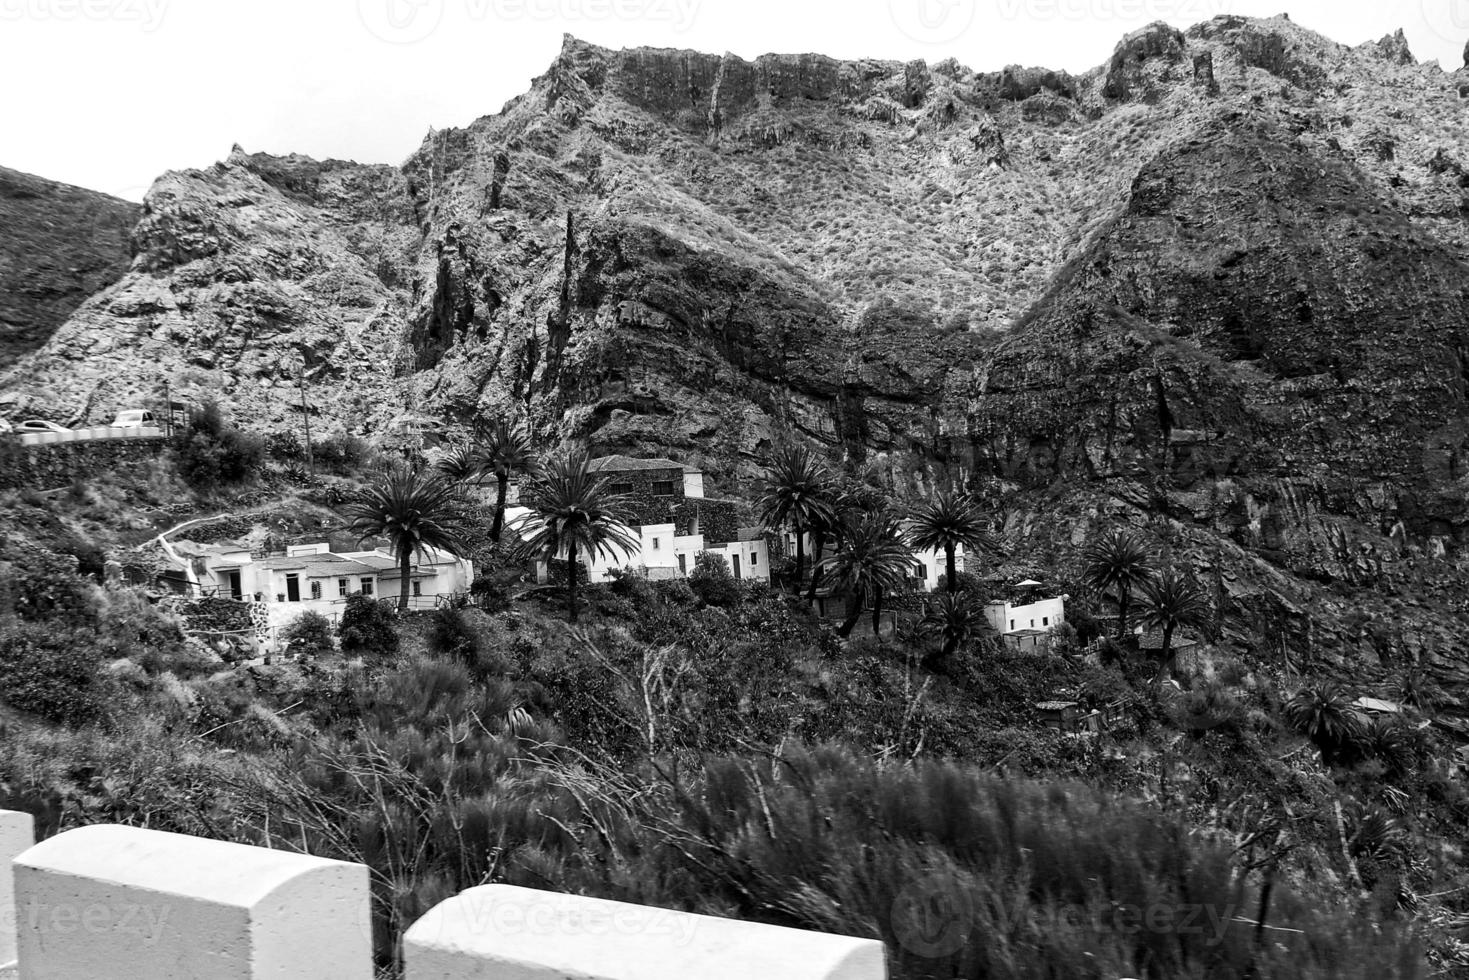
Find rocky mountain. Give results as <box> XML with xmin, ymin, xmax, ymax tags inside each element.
<box><xmin>3</xmin><ymin>16</ymin><xmax>1469</xmax><ymax>560</ymax></box>
<box><xmin>0</xmin><ymin>167</ymin><xmax>138</xmax><ymax>372</ymax></box>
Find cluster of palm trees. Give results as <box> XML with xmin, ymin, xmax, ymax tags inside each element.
<box><xmin>1080</xmin><ymin>527</ymin><xmax>1213</xmax><ymax>688</ymax></box>
<box><xmin>346</xmin><ymin>419</ymin><xmax>618</xmax><ymax>615</ymax></box>
<box><xmin>349</xmin><ymin>429</ymin><xmax>1209</xmax><ymax>684</ymax></box>
<box><xmin>756</xmin><ymin>445</ymin><xmax>999</xmax><ymax>658</ymax></box>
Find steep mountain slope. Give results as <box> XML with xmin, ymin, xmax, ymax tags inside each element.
<box><xmin>0</xmin><ymin>167</ymin><xmax>138</xmax><ymax>372</ymax></box>
<box><xmin>3</xmin><ymin>15</ymin><xmax>1468</xmax><ymax>522</ymax></box>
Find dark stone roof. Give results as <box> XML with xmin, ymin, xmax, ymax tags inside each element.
<box><xmin>589</xmin><ymin>455</ymin><xmax>698</xmax><ymax>474</ymax></box>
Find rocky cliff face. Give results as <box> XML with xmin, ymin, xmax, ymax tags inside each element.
<box><xmin>0</xmin><ymin>167</ymin><xmax>139</xmax><ymax>373</ymax></box>
<box><xmin>3</xmin><ymin>16</ymin><xmax>1469</xmax><ymax>542</ymax></box>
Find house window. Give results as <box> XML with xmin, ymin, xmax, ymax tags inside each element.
<box><xmin>338</xmin><ymin>578</ymin><xmax>349</xmax><ymax>597</ymax></box>
<box><xmin>310</xmin><ymin>581</ymin><xmax>322</xmax><ymax>600</ymax></box>
<box><xmin>1043</xmin><ymin>616</ymin><xmax>1049</xmax><ymax>626</ymax></box>
<box><xmin>360</xmin><ymin>577</ymin><xmax>374</xmax><ymax>596</ymax></box>
<box><xmin>751</xmin><ymin>553</ymin><xmax>758</xmax><ymax>566</ymax></box>
<box><xmin>652</xmin><ymin>480</ymin><xmax>674</xmax><ymax>496</ymax></box>
<box><xmin>413</xmin><ymin>581</ymin><xmax>422</xmax><ymax>597</ymax></box>
<box><xmin>652</xmin><ymin>537</ymin><xmax>660</xmax><ymax>549</ymax></box>
<box><xmin>1010</xmin><ymin>619</ymin><xmax>1015</xmax><ymax>630</ymax></box>
<box><xmin>1030</xmin><ymin>619</ymin><xmax>1035</xmax><ymax>628</ymax></box>
<box><xmin>610</xmin><ymin>482</ymin><xmax>633</xmax><ymax>496</ymax></box>
<box><xmin>915</xmin><ymin>565</ymin><xmax>925</xmax><ymax>579</ymax></box>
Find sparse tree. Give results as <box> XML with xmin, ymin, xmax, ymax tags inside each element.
<box><xmin>1137</xmin><ymin>567</ymin><xmax>1212</xmax><ymax>689</ymax></box>
<box><xmin>1081</xmin><ymin>528</ymin><xmax>1156</xmax><ymax>642</ymax></box>
<box><xmin>345</xmin><ymin>466</ymin><xmax>471</xmax><ymax>612</ymax></box>
<box><xmin>906</xmin><ymin>490</ymin><xmax>995</xmax><ymax>593</ymax></box>
<box><xmin>758</xmin><ymin>444</ymin><xmax>837</xmax><ymax>593</ymax></box>
<box><xmin>514</xmin><ymin>452</ymin><xmax>638</xmax><ymax>623</ymax></box>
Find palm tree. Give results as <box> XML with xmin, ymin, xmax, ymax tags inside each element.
<box><xmin>1080</xmin><ymin>528</ymin><xmax>1155</xmax><ymax>642</ymax></box>
<box><xmin>475</xmin><ymin>419</ymin><xmax>537</xmax><ymax>543</ymax></box>
<box><xmin>920</xmin><ymin>592</ymin><xmax>990</xmax><ymax>666</ymax></box>
<box><xmin>513</xmin><ymin>452</ymin><xmax>638</xmax><ymax>623</ymax></box>
<box><xmin>1285</xmin><ymin>684</ymin><xmax>1364</xmax><ymax>765</ymax></box>
<box><xmin>1137</xmin><ymin>567</ymin><xmax>1212</xmax><ymax>688</ymax></box>
<box><xmin>758</xmin><ymin>444</ymin><xmax>837</xmax><ymax>593</ymax></box>
<box><xmin>906</xmin><ymin>490</ymin><xmax>995</xmax><ymax>593</ymax></box>
<box><xmin>345</xmin><ymin>466</ymin><xmax>471</xmax><ymax>612</ymax></box>
<box><xmin>434</xmin><ymin>443</ymin><xmax>481</xmax><ymax>483</ymax></box>
<box><xmin>819</xmin><ymin>513</ymin><xmax>919</xmax><ymax>638</ymax></box>
<box><xmin>803</xmin><ymin>504</ymin><xmax>842</xmax><ymax>603</ymax></box>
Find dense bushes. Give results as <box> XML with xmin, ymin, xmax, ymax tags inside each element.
<box><xmin>0</xmin><ymin>623</ymin><xmax>108</xmax><ymax>725</ymax></box>
<box><xmin>174</xmin><ymin>402</ymin><xmax>264</xmax><ymax>488</ymax></box>
<box><xmin>281</xmin><ymin>611</ymin><xmax>335</xmax><ymax>658</ymax></box>
<box><xmin>313</xmin><ymin>432</ymin><xmax>370</xmax><ymax>474</ymax></box>
<box><xmin>688</xmin><ymin>551</ymin><xmax>740</xmax><ymax>606</ymax></box>
<box><xmin>337</xmin><ymin>594</ymin><xmax>398</xmax><ymax>658</ymax></box>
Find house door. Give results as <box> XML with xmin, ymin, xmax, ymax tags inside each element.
<box><xmin>677</xmin><ymin>554</ymin><xmax>687</xmax><ymax>575</ymax></box>
<box><xmin>731</xmin><ymin>555</ymin><xmax>741</xmax><ymax>580</ymax></box>
<box><xmin>227</xmin><ymin>571</ymin><xmax>242</xmax><ymax>600</ymax></box>
<box><xmin>286</xmin><ymin>574</ymin><xmax>300</xmax><ymax>602</ymax></box>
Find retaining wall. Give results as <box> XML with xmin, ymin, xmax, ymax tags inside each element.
<box><xmin>0</xmin><ymin>810</ymin><xmax>887</xmax><ymax>979</ymax></box>
<box><xmin>0</xmin><ymin>433</ymin><xmax>168</xmax><ymax>490</ymax></box>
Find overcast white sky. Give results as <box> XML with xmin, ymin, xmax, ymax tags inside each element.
<box><xmin>0</xmin><ymin>0</ymin><xmax>1461</xmax><ymax>200</ymax></box>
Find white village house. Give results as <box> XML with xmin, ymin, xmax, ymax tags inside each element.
<box><xmin>985</xmin><ymin>588</ymin><xmax>1069</xmax><ymax>653</ymax></box>
<box><xmin>165</xmin><ymin>540</ymin><xmax>475</xmax><ymax>631</ymax></box>
<box><xmin>508</xmin><ymin>455</ymin><xmax>772</xmax><ymax>585</ymax></box>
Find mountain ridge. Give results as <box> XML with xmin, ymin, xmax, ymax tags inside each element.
<box><xmin>3</xmin><ymin>15</ymin><xmax>1468</xmax><ymax>519</ymax></box>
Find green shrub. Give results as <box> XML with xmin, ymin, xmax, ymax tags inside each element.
<box><xmin>427</xmin><ymin>607</ymin><xmax>482</xmax><ymax>669</ymax></box>
<box><xmin>0</xmin><ymin>623</ymin><xmax>107</xmax><ymax>725</ymax></box>
<box><xmin>282</xmin><ymin>611</ymin><xmax>336</xmax><ymax>658</ymax></box>
<box><xmin>315</xmin><ymin>432</ymin><xmax>370</xmax><ymax>474</ymax></box>
<box><xmin>469</xmin><ymin>574</ymin><xmax>510</xmax><ymax>614</ymax></box>
<box><xmin>175</xmin><ymin>401</ymin><xmax>264</xmax><ymax>488</ymax></box>
<box><xmin>0</xmin><ymin>545</ymin><xmax>94</xmax><ymax>620</ymax></box>
<box><xmin>650</xmin><ymin>578</ymin><xmax>698</xmax><ymax>608</ymax></box>
<box><xmin>266</xmin><ymin>431</ymin><xmax>305</xmax><ymax>460</ymax></box>
<box><xmin>688</xmin><ymin>551</ymin><xmax>740</xmax><ymax>607</ymax></box>
<box><xmin>338</xmin><ymin>594</ymin><xmax>399</xmax><ymax>658</ymax></box>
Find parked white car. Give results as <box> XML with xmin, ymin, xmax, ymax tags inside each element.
<box><xmin>110</xmin><ymin>409</ymin><xmax>157</xmax><ymax>428</ymax></box>
<box><xmin>14</xmin><ymin>419</ymin><xmax>68</xmax><ymax>434</ymax></box>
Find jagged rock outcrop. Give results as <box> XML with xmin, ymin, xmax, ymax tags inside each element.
<box><xmin>0</xmin><ymin>167</ymin><xmax>138</xmax><ymax>371</ymax></box>
<box><xmin>4</xmin><ymin>16</ymin><xmax>1469</xmax><ymax>534</ymax></box>
<box><xmin>1102</xmin><ymin>22</ymin><xmax>1188</xmax><ymax>101</ymax></box>
<box><xmin>1360</xmin><ymin>29</ymin><xmax>1416</xmax><ymax>66</ymax></box>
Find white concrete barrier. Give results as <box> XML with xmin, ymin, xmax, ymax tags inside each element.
<box><xmin>0</xmin><ymin>811</ymin><xmax>35</xmax><ymax>974</ymax></box>
<box><xmin>403</xmin><ymin>884</ymin><xmax>887</xmax><ymax>980</ymax></box>
<box><xmin>13</xmin><ymin>825</ymin><xmax>373</xmax><ymax>979</ymax></box>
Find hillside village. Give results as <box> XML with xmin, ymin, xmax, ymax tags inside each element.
<box><xmin>149</xmin><ymin>446</ymin><xmax>1075</xmax><ymax>661</ymax></box>
<box><xmin>4</xmin><ymin>9</ymin><xmax>1469</xmax><ymax>979</ymax></box>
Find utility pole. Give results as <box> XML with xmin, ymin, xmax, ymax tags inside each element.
<box><xmin>297</xmin><ymin>359</ymin><xmax>315</xmax><ymax>476</ymax></box>
<box><xmin>162</xmin><ymin>379</ymin><xmax>172</xmax><ymax>438</ymax></box>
